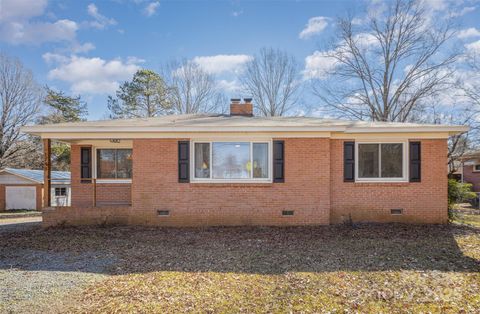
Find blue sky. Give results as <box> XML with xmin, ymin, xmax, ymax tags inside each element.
<box><xmin>1</xmin><ymin>0</ymin><xmax>480</xmax><ymax>119</ymax></box>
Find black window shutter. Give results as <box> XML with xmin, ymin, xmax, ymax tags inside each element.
<box><xmin>344</xmin><ymin>141</ymin><xmax>355</xmax><ymax>182</ymax></box>
<box><xmin>273</xmin><ymin>140</ymin><xmax>285</xmax><ymax>183</ymax></box>
<box><xmin>80</xmin><ymin>147</ymin><xmax>92</xmax><ymax>183</ymax></box>
<box><xmin>409</xmin><ymin>141</ymin><xmax>421</xmax><ymax>182</ymax></box>
<box><xmin>178</xmin><ymin>141</ymin><xmax>190</xmax><ymax>183</ymax></box>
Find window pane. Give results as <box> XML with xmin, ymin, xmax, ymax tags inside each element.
<box><xmin>116</xmin><ymin>149</ymin><xmax>133</xmax><ymax>178</ymax></box>
<box><xmin>381</xmin><ymin>144</ymin><xmax>403</xmax><ymax>178</ymax></box>
<box><xmin>358</xmin><ymin>144</ymin><xmax>379</xmax><ymax>178</ymax></box>
<box><xmin>212</xmin><ymin>142</ymin><xmax>250</xmax><ymax>179</ymax></box>
<box><xmin>253</xmin><ymin>143</ymin><xmax>268</xmax><ymax>178</ymax></box>
<box><xmin>55</xmin><ymin>188</ymin><xmax>66</xmax><ymax>196</ymax></box>
<box><xmin>97</xmin><ymin>149</ymin><xmax>116</xmax><ymax>178</ymax></box>
<box><xmin>195</xmin><ymin>143</ymin><xmax>210</xmax><ymax>178</ymax></box>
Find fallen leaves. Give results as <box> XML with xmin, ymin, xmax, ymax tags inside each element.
<box><xmin>0</xmin><ymin>223</ymin><xmax>479</xmax><ymax>313</ymax></box>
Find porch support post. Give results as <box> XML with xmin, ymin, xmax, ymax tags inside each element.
<box><xmin>43</xmin><ymin>139</ymin><xmax>51</xmax><ymax>208</ymax></box>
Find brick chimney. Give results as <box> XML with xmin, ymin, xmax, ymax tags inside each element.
<box><xmin>230</xmin><ymin>98</ymin><xmax>253</xmax><ymax>117</ymax></box>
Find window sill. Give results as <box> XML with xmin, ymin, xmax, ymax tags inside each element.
<box><xmin>354</xmin><ymin>179</ymin><xmax>409</xmax><ymax>183</ymax></box>
<box><xmin>96</xmin><ymin>179</ymin><xmax>132</xmax><ymax>184</ymax></box>
<box><xmin>352</xmin><ymin>181</ymin><xmax>411</xmax><ymax>187</ymax></box>
<box><xmin>189</xmin><ymin>181</ymin><xmax>273</xmax><ymax>187</ymax></box>
<box><xmin>191</xmin><ymin>179</ymin><xmax>272</xmax><ymax>184</ymax></box>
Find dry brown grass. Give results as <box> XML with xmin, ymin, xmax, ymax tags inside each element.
<box><xmin>1</xmin><ymin>223</ymin><xmax>479</xmax><ymax>313</ymax></box>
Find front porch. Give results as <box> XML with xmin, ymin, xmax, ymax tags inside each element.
<box><xmin>42</xmin><ymin>139</ymin><xmax>133</xmax><ymax>227</ymax></box>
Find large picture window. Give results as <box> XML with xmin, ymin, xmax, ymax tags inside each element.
<box><xmin>97</xmin><ymin>149</ymin><xmax>132</xmax><ymax>179</ymax></box>
<box><xmin>193</xmin><ymin>141</ymin><xmax>270</xmax><ymax>181</ymax></box>
<box><xmin>357</xmin><ymin>143</ymin><xmax>405</xmax><ymax>181</ymax></box>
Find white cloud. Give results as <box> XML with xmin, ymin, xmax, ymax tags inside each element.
<box><xmin>451</xmin><ymin>6</ymin><xmax>476</xmax><ymax>17</ymax></box>
<box><xmin>86</xmin><ymin>3</ymin><xmax>116</xmax><ymax>29</ymax></box>
<box><xmin>422</xmin><ymin>0</ymin><xmax>448</xmax><ymax>12</ymax></box>
<box><xmin>46</xmin><ymin>55</ymin><xmax>143</xmax><ymax>94</ymax></box>
<box><xmin>299</xmin><ymin>16</ymin><xmax>329</xmax><ymax>39</ymax></box>
<box><xmin>144</xmin><ymin>1</ymin><xmax>160</xmax><ymax>17</ymax></box>
<box><xmin>351</xmin><ymin>17</ymin><xmax>365</xmax><ymax>25</ymax></box>
<box><xmin>303</xmin><ymin>50</ymin><xmax>338</xmax><ymax>80</ymax></box>
<box><xmin>354</xmin><ymin>32</ymin><xmax>379</xmax><ymax>47</ymax></box>
<box><xmin>465</xmin><ymin>40</ymin><xmax>480</xmax><ymax>55</ymax></box>
<box><xmin>0</xmin><ymin>0</ymin><xmax>78</xmax><ymax>45</ymax></box>
<box><xmin>71</xmin><ymin>42</ymin><xmax>96</xmax><ymax>54</ymax></box>
<box><xmin>0</xmin><ymin>0</ymin><xmax>48</xmax><ymax>22</ymax></box>
<box><xmin>192</xmin><ymin>54</ymin><xmax>252</xmax><ymax>74</ymax></box>
<box><xmin>0</xmin><ymin>19</ymin><xmax>78</xmax><ymax>44</ymax></box>
<box><xmin>217</xmin><ymin>79</ymin><xmax>242</xmax><ymax>93</ymax></box>
<box><xmin>42</xmin><ymin>52</ymin><xmax>69</xmax><ymax>64</ymax></box>
<box><xmin>458</xmin><ymin>28</ymin><xmax>480</xmax><ymax>39</ymax></box>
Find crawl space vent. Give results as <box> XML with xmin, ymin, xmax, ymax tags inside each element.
<box><xmin>390</xmin><ymin>208</ymin><xmax>403</xmax><ymax>215</ymax></box>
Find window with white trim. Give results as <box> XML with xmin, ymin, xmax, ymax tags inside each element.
<box><xmin>97</xmin><ymin>149</ymin><xmax>132</xmax><ymax>179</ymax></box>
<box><xmin>55</xmin><ymin>187</ymin><xmax>67</xmax><ymax>196</ymax></box>
<box><xmin>474</xmin><ymin>164</ymin><xmax>480</xmax><ymax>172</ymax></box>
<box><xmin>193</xmin><ymin>141</ymin><xmax>270</xmax><ymax>181</ymax></box>
<box><xmin>356</xmin><ymin>143</ymin><xmax>406</xmax><ymax>181</ymax></box>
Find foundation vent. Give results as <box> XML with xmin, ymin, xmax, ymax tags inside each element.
<box><xmin>282</xmin><ymin>210</ymin><xmax>294</xmax><ymax>216</ymax></box>
<box><xmin>390</xmin><ymin>208</ymin><xmax>403</xmax><ymax>215</ymax></box>
<box><xmin>157</xmin><ymin>210</ymin><xmax>170</xmax><ymax>216</ymax></box>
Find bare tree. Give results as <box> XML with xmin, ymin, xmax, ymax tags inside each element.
<box><xmin>423</xmin><ymin>104</ymin><xmax>479</xmax><ymax>174</ymax></box>
<box><xmin>444</xmin><ymin>52</ymin><xmax>480</xmax><ymax>173</ymax></box>
<box><xmin>313</xmin><ymin>0</ymin><xmax>457</xmax><ymax>122</ymax></box>
<box><xmin>163</xmin><ymin>60</ymin><xmax>227</xmax><ymax>114</ymax></box>
<box><xmin>0</xmin><ymin>53</ymin><xmax>42</xmax><ymax>168</ymax></box>
<box><xmin>241</xmin><ymin>47</ymin><xmax>300</xmax><ymax>117</ymax></box>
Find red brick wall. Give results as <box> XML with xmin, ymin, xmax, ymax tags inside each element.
<box><xmin>462</xmin><ymin>164</ymin><xmax>480</xmax><ymax>193</ymax></box>
<box><xmin>60</xmin><ymin>138</ymin><xmax>448</xmax><ymax>227</ymax></box>
<box><xmin>70</xmin><ymin>145</ymin><xmax>131</xmax><ymax>207</ymax></box>
<box><xmin>130</xmin><ymin>138</ymin><xmax>331</xmax><ymax>226</ymax></box>
<box><xmin>330</xmin><ymin>139</ymin><xmax>448</xmax><ymax>224</ymax></box>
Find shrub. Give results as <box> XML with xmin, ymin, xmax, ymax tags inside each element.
<box><xmin>448</xmin><ymin>179</ymin><xmax>477</xmax><ymax>209</ymax></box>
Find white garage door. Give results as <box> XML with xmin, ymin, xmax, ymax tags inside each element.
<box><xmin>6</xmin><ymin>186</ymin><xmax>37</xmax><ymax>210</ymax></box>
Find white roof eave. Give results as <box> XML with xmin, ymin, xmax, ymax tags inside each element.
<box><xmin>21</xmin><ymin>124</ymin><xmax>470</xmax><ymax>136</ymax></box>
<box><xmin>21</xmin><ymin>126</ymin><xmax>348</xmax><ymax>133</ymax></box>
<box><xmin>344</xmin><ymin>125</ymin><xmax>469</xmax><ymax>134</ymax></box>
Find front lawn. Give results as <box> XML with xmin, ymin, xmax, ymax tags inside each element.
<box><xmin>1</xmin><ymin>223</ymin><xmax>479</xmax><ymax>313</ymax></box>
<box><xmin>451</xmin><ymin>203</ymin><xmax>480</xmax><ymax>228</ymax></box>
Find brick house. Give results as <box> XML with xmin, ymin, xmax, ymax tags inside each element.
<box><xmin>459</xmin><ymin>151</ymin><xmax>480</xmax><ymax>193</ymax></box>
<box><xmin>22</xmin><ymin>99</ymin><xmax>468</xmax><ymax>227</ymax></box>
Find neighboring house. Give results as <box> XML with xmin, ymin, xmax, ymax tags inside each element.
<box><xmin>0</xmin><ymin>168</ymin><xmax>71</xmax><ymax>211</ymax></box>
<box><xmin>459</xmin><ymin>151</ymin><xmax>480</xmax><ymax>193</ymax></box>
<box><xmin>22</xmin><ymin>99</ymin><xmax>468</xmax><ymax>227</ymax></box>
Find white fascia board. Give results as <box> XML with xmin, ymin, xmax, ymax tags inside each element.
<box><xmin>21</xmin><ymin>124</ymin><xmax>470</xmax><ymax>137</ymax></box>
<box><xmin>345</xmin><ymin>125</ymin><xmax>469</xmax><ymax>134</ymax></box>
<box><xmin>21</xmin><ymin>126</ymin><xmax>347</xmax><ymax>133</ymax></box>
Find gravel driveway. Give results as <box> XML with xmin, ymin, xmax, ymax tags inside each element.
<box><xmin>0</xmin><ymin>216</ymin><xmax>42</xmax><ymax>234</ymax></box>
<box><xmin>0</xmin><ymin>217</ymin><xmax>114</xmax><ymax>313</ymax></box>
